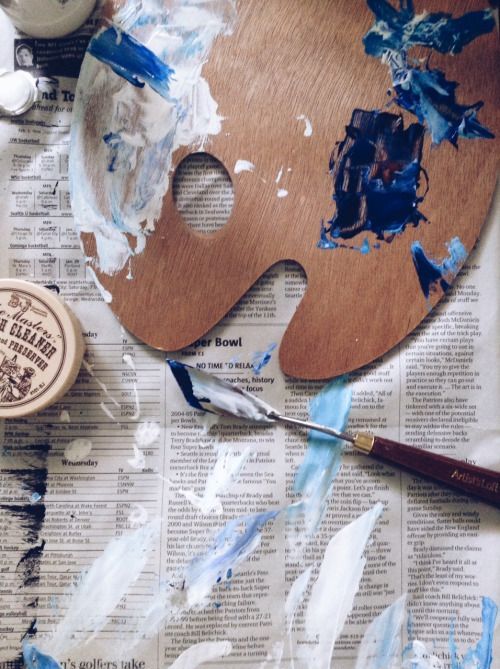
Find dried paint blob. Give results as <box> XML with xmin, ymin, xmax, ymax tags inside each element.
<box><xmin>234</xmin><ymin>159</ymin><xmax>255</xmax><ymax>174</ymax></box>
<box><xmin>63</xmin><ymin>439</ymin><xmax>92</xmax><ymax>463</ymax></box>
<box><xmin>0</xmin><ymin>70</ymin><xmax>37</xmax><ymax>116</ymax></box>
<box><xmin>319</xmin><ymin>109</ymin><xmax>426</xmax><ymax>249</ymax></box>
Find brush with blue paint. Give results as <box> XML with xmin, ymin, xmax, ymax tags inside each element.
<box><xmin>167</xmin><ymin>360</ymin><xmax>500</xmax><ymax>508</ymax></box>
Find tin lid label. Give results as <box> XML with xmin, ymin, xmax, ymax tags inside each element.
<box><xmin>0</xmin><ymin>287</ymin><xmax>67</xmax><ymax>407</ymax></box>
<box><xmin>0</xmin><ymin>280</ymin><xmax>84</xmax><ymax>418</ymax></box>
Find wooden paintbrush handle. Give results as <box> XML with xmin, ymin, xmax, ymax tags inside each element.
<box><xmin>354</xmin><ymin>434</ymin><xmax>500</xmax><ymax>508</ymax></box>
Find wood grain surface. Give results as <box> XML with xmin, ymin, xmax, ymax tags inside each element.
<box><xmin>77</xmin><ymin>0</ymin><xmax>499</xmax><ymax>379</ymax></box>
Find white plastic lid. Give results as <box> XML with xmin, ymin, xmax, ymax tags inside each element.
<box><xmin>0</xmin><ymin>279</ymin><xmax>84</xmax><ymax>418</ymax></box>
<box><xmin>0</xmin><ymin>69</ymin><xmax>38</xmax><ymax>116</ymax></box>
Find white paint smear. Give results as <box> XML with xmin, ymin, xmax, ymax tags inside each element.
<box><xmin>59</xmin><ymin>410</ymin><xmax>71</xmax><ymax>423</ymax></box>
<box><xmin>402</xmin><ymin>640</ymin><xmax>444</xmax><ymax>669</ymax></box>
<box><xmin>285</xmin><ymin>565</ymin><xmax>313</xmax><ymax>634</ymax></box>
<box><xmin>122</xmin><ymin>353</ymin><xmax>136</xmax><ymax>370</ymax></box>
<box><xmin>135</xmin><ymin>422</ymin><xmax>161</xmax><ymax>447</ymax></box>
<box><xmin>64</xmin><ymin>439</ymin><xmax>93</xmax><ymax>463</ymax></box>
<box><xmin>45</xmin><ymin>520</ymin><xmax>160</xmax><ymax>658</ymax></box>
<box><xmin>71</xmin><ymin>1</ymin><xmax>237</xmax><ymax>275</ymax></box>
<box><xmin>123</xmin><ymin>353</ymin><xmax>140</xmax><ymax>419</ymax></box>
<box><xmin>275</xmin><ymin>166</ymin><xmax>283</xmax><ymax>183</ymax></box>
<box><xmin>131</xmin><ymin>382</ymin><xmax>141</xmax><ymax>421</ymax></box>
<box><xmin>234</xmin><ymin>159</ymin><xmax>255</xmax><ymax>174</ymax></box>
<box><xmin>296</xmin><ymin>114</ymin><xmax>313</xmax><ymax>137</ymax></box>
<box><xmin>167</xmin><ymin>641</ymin><xmax>232</xmax><ymax>669</ymax></box>
<box><xmin>355</xmin><ymin>594</ymin><xmax>407</xmax><ymax>669</ymax></box>
<box><xmin>128</xmin><ymin>443</ymin><xmax>146</xmax><ymax>470</ymax></box>
<box><xmin>303</xmin><ymin>503</ymin><xmax>384</xmax><ymax>669</ymax></box>
<box><xmin>179</xmin><ymin>444</ymin><xmax>250</xmax><ymax>514</ymax></box>
<box><xmin>100</xmin><ymin>401</ymin><xmax>117</xmax><ymax>421</ymax></box>
<box><xmin>128</xmin><ymin>422</ymin><xmax>161</xmax><ymax>470</ymax></box>
<box><xmin>128</xmin><ymin>504</ymin><xmax>149</xmax><ymax>527</ymax></box>
<box><xmin>84</xmin><ymin>358</ymin><xmax>120</xmax><ymax>407</ymax></box>
<box><xmin>277</xmin><ymin>189</ymin><xmax>288</xmax><ymax>198</ymax></box>
<box><xmin>258</xmin><ymin>641</ymin><xmax>284</xmax><ymax>669</ymax></box>
<box><xmin>87</xmin><ymin>266</ymin><xmax>112</xmax><ymax>303</ymax></box>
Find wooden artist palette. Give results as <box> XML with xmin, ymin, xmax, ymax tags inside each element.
<box><xmin>73</xmin><ymin>0</ymin><xmax>498</xmax><ymax>379</ymax></box>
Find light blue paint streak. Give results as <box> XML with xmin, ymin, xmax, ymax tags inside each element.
<box><xmin>450</xmin><ymin>597</ymin><xmax>498</xmax><ymax>669</ymax></box>
<box><xmin>411</xmin><ymin>236</ymin><xmax>468</xmax><ymax>300</ymax></box>
<box><xmin>23</xmin><ymin>644</ymin><xmax>61</xmax><ymax>669</ymax></box>
<box><xmin>251</xmin><ymin>343</ymin><xmax>277</xmax><ymax>375</ymax></box>
<box><xmin>355</xmin><ymin>595</ymin><xmax>406</xmax><ymax>669</ymax></box>
<box><xmin>292</xmin><ymin>377</ymin><xmax>351</xmax><ymax>533</ymax></box>
<box><xmin>30</xmin><ymin>492</ymin><xmax>41</xmax><ymax>503</ymax></box>
<box><xmin>88</xmin><ymin>26</ymin><xmax>174</xmax><ymax>100</ymax></box>
<box><xmin>359</xmin><ymin>237</ymin><xmax>370</xmax><ymax>254</ymax></box>
<box><xmin>186</xmin><ymin>510</ymin><xmax>279</xmax><ymax>594</ymax></box>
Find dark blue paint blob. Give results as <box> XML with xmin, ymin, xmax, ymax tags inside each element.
<box><xmin>0</xmin><ymin>443</ymin><xmax>49</xmax><ymax>660</ymax></box>
<box><xmin>0</xmin><ymin>503</ymin><xmax>46</xmax><ymax>544</ymax></box>
<box><xmin>3</xmin><ymin>467</ymin><xmax>48</xmax><ymax>500</ymax></box>
<box><xmin>411</xmin><ymin>237</ymin><xmax>467</xmax><ymax>300</ymax></box>
<box><xmin>321</xmin><ymin>109</ymin><xmax>427</xmax><ymax>245</ymax></box>
<box><xmin>16</xmin><ymin>540</ymin><xmax>46</xmax><ymax>587</ymax></box>
<box><xmin>166</xmin><ymin>359</ymin><xmax>210</xmax><ymax>412</ymax></box>
<box><xmin>363</xmin><ymin>1</ymin><xmax>495</xmax><ymax>146</ymax></box>
<box><xmin>363</xmin><ymin>1</ymin><xmax>495</xmax><ymax>57</ymax></box>
<box><xmin>88</xmin><ymin>26</ymin><xmax>174</xmax><ymax>100</ymax></box>
<box><xmin>20</xmin><ymin>618</ymin><xmax>37</xmax><ymax>641</ymax></box>
<box><xmin>23</xmin><ymin>644</ymin><xmax>62</xmax><ymax>669</ymax></box>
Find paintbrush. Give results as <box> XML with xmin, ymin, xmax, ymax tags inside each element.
<box><xmin>167</xmin><ymin>360</ymin><xmax>500</xmax><ymax>509</ymax></box>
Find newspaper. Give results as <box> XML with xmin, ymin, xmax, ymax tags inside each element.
<box><xmin>0</xmin><ymin>10</ymin><xmax>499</xmax><ymax>669</ymax></box>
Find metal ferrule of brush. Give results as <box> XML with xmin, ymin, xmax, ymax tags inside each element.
<box><xmin>352</xmin><ymin>432</ymin><xmax>375</xmax><ymax>453</ymax></box>
<box><xmin>268</xmin><ymin>411</ymin><xmax>355</xmax><ymax>445</ymax></box>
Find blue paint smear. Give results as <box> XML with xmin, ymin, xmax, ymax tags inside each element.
<box><xmin>0</xmin><ymin>503</ymin><xmax>46</xmax><ymax>547</ymax></box>
<box><xmin>87</xmin><ymin>26</ymin><xmax>174</xmax><ymax>100</ymax></box>
<box><xmin>450</xmin><ymin>597</ymin><xmax>498</xmax><ymax>669</ymax></box>
<box><xmin>393</xmin><ymin>64</ymin><xmax>495</xmax><ymax>147</ymax></box>
<box><xmin>292</xmin><ymin>376</ymin><xmax>352</xmax><ymax>533</ymax></box>
<box><xmin>411</xmin><ymin>236</ymin><xmax>467</xmax><ymax>300</ymax></box>
<box><xmin>320</xmin><ymin>109</ymin><xmax>427</xmax><ymax>246</ymax></box>
<box><xmin>251</xmin><ymin>343</ymin><xmax>277</xmax><ymax>375</ymax></box>
<box><xmin>102</xmin><ymin>131</ymin><xmax>133</xmax><ymax>174</ymax></box>
<box><xmin>319</xmin><ymin>225</ymin><xmax>373</xmax><ymax>253</ymax></box>
<box><xmin>166</xmin><ymin>359</ymin><xmax>209</xmax><ymax>413</ymax></box>
<box><xmin>186</xmin><ymin>510</ymin><xmax>279</xmax><ymax>591</ymax></box>
<box><xmin>20</xmin><ymin>619</ymin><xmax>37</xmax><ymax>642</ymax></box>
<box><xmin>23</xmin><ymin>644</ymin><xmax>61</xmax><ymax>669</ymax></box>
<box><xmin>16</xmin><ymin>540</ymin><xmax>46</xmax><ymax>587</ymax></box>
<box><xmin>363</xmin><ymin>2</ymin><xmax>495</xmax><ymax>146</ymax></box>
